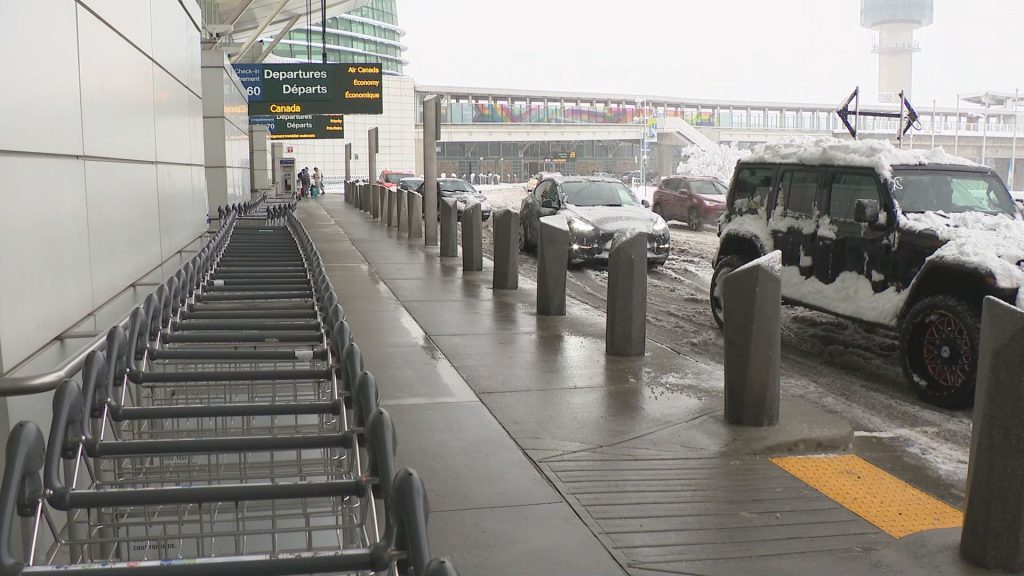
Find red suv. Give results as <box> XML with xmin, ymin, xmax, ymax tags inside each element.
<box><xmin>378</xmin><ymin>170</ymin><xmax>415</xmax><ymax>189</ymax></box>
<box><xmin>651</xmin><ymin>176</ymin><xmax>728</xmax><ymax>230</ymax></box>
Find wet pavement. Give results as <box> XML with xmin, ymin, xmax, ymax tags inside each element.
<box><xmin>299</xmin><ymin>195</ymin><xmax>994</xmax><ymax>576</ymax></box>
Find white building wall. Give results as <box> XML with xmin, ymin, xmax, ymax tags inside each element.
<box><xmin>202</xmin><ymin>49</ymin><xmax>252</xmax><ymax>208</ymax></box>
<box><xmin>276</xmin><ymin>76</ymin><xmax>416</xmax><ymax>184</ymax></box>
<box><xmin>0</xmin><ymin>0</ymin><xmax>208</xmax><ymax>373</ymax></box>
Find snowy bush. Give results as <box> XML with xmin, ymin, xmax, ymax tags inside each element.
<box><xmin>676</xmin><ymin>144</ymin><xmax>751</xmax><ymax>183</ymax></box>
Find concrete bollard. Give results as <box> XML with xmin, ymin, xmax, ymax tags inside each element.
<box><xmin>397</xmin><ymin>189</ymin><xmax>407</xmax><ymax>232</ymax></box>
<box><xmin>462</xmin><ymin>202</ymin><xmax>483</xmax><ymax>271</ymax></box>
<box><xmin>370</xmin><ymin>184</ymin><xmax>380</xmax><ymax>219</ymax></box>
<box><xmin>961</xmin><ymin>297</ymin><xmax>1024</xmax><ymax>572</ymax></box>
<box><xmin>606</xmin><ymin>231</ymin><xmax>648</xmax><ymax>357</ymax></box>
<box><xmin>386</xmin><ymin>187</ymin><xmax>397</xmax><ymax>227</ymax></box>
<box><xmin>353</xmin><ymin>183</ymin><xmax>361</xmax><ymax>209</ymax></box>
<box><xmin>363</xmin><ymin>185</ymin><xmax>371</xmax><ymax>213</ymax></box>
<box><xmin>378</xmin><ymin>186</ymin><xmax>387</xmax><ymax>223</ymax></box>
<box><xmin>721</xmin><ymin>251</ymin><xmax>781</xmax><ymax>426</ymax></box>
<box><xmin>408</xmin><ymin>192</ymin><xmax>423</xmax><ymax>239</ymax></box>
<box><xmin>536</xmin><ymin>215</ymin><xmax>569</xmax><ymax>316</ymax></box>
<box><xmin>440</xmin><ymin>198</ymin><xmax>458</xmax><ymax>257</ymax></box>
<box><xmin>492</xmin><ymin>209</ymin><xmax>519</xmax><ymax>290</ymax></box>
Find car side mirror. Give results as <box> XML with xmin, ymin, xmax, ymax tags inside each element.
<box><xmin>854</xmin><ymin>199</ymin><xmax>881</xmax><ymax>225</ymax></box>
<box><xmin>642</xmin><ymin>199</ymin><xmax>651</xmax><ymax>209</ymax></box>
<box><xmin>541</xmin><ymin>199</ymin><xmax>556</xmax><ymax>209</ymax></box>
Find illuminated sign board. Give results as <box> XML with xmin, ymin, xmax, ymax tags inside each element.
<box><xmin>250</xmin><ymin>114</ymin><xmax>345</xmax><ymax>140</ymax></box>
<box><xmin>233</xmin><ymin>63</ymin><xmax>383</xmax><ymax>115</ymax></box>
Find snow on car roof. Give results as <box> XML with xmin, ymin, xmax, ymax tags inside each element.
<box><xmin>741</xmin><ymin>136</ymin><xmax>978</xmax><ymax>179</ymax></box>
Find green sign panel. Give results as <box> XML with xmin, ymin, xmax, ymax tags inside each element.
<box><xmin>250</xmin><ymin>114</ymin><xmax>345</xmax><ymax>140</ymax></box>
<box><xmin>233</xmin><ymin>63</ymin><xmax>383</xmax><ymax>115</ymax></box>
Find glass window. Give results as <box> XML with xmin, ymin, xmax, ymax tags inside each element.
<box><xmin>781</xmin><ymin>170</ymin><xmax>819</xmax><ymax>215</ymax></box>
<box><xmin>690</xmin><ymin>179</ymin><xmax>728</xmax><ymax>198</ymax></box>
<box><xmin>891</xmin><ymin>170</ymin><xmax>1015</xmax><ymax>216</ymax></box>
<box><xmin>731</xmin><ymin>167</ymin><xmax>775</xmax><ymax>213</ymax></box>
<box><xmin>829</xmin><ymin>173</ymin><xmax>879</xmax><ymax>221</ymax></box>
<box><xmin>562</xmin><ymin>181</ymin><xmax>639</xmax><ymax>207</ymax></box>
<box><xmin>662</xmin><ymin>178</ymin><xmax>680</xmax><ymax>192</ymax></box>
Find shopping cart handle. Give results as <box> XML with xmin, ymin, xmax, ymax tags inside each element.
<box><xmin>0</xmin><ymin>420</ymin><xmax>45</xmax><ymax>576</ymax></box>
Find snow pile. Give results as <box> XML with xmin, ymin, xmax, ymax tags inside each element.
<box><xmin>676</xmin><ymin>143</ymin><xmax>750</xmax><ymax>183</ymax></box>
<box><xmin>899</xmin><ymin>211</ymin><xmax>1024</xmax><ymax>290</ymax></box>
<box><xmin>781</xmin><ymin>267</ymin><xmax>907</xmax><ymax>326</ymax></box>
<box><xmin>720</xmin><ymin>212</ymin><xmax>774</xmax><ymax>252</ymax></box>
<box><xmin>744</xmin><ymin>136</ymin><xmax>977</xmax><ymax>179</ymax></box>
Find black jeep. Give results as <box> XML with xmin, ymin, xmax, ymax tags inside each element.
<box><xmin>710</xmin><ymin>140</ymin><xmax>1022</xmax><ymax>408</ymax></box>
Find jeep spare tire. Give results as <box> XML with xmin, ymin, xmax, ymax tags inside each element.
<box><xmin>900</xmin><ymin>295</ymin><xmax>981</xmax><ymax>409</ymax></box>
<box><xmin>710</xmin><ymin>255</ymin><xmax>751</xmax><ymax>329</ymax></box>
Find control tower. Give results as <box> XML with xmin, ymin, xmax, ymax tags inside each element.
<box><xmin>861</xmin><ymin>0</ymin><xmax>934</xmax><ymax>103</ymax></box>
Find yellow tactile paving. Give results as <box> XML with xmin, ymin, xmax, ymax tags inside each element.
<box><xmin>771</xmin><ymin>454</ymin><xmax>962</xmax><ymax>538</ymax></box>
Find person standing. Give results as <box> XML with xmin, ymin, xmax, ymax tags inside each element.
<box><xmin>313</xmin><ymin>167</ymin><xmax>323</xmax><ymax>196</ymax></box>
<box><xmin>299</xmin><ymin>167</ymin><xmax>311</xmax><ymax>198</ymax></box>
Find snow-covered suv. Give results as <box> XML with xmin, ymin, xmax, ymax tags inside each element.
<box><xmin>710</xmin><ymin>137</ymin><xmax>1022</xmax><ymax>408</ymax></box>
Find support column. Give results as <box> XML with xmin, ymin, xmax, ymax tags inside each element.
<box><xmin>537</xmin><ymin>215</ymin><xmax>569</xmax><ymax>316</ymax></box>
<box><xmin>367</xmin><ymin>127</ymin><xmax>378</xmax><ymax>190</ymax></box>
<box><xmin>961</xmin><ymin>297</ymin><xmax>1024</xmax><ymax>572</ymax></box>
<box><xmin>423</xmin><ymin>95</ymin><xmax>440</xmax><ymax>246</ymax></box>
<box><xmin>492</xmin><ymin>209</ymin><xmax>519</xmax><ymax>290</ymax></box>
<box><xmin>722</xmin><ymin>251</ymin><xmax>781</xmax><ymax>426</ymax></box>
<box><xmin>344</xmin><ymin>143</ymin><xmax>352</xmax><ymax>183</ymax></box>
<box><xmin>606</xmin><ymin>232</ymin><xmax>647</xmax><ymax>356</ymax></box>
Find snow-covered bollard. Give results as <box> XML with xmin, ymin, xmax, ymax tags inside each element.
<box><xmin>386</xmin><ymin>187</ymin><xmax>397</xmax><ymax>227</ymax></box>
<box><xmin>537</xmin><ymin>215</ymin><xmax>569</xmax><ymax>316</ymax></box>
<box><xmin>408</xmin><ymin>191</ymin><xmax>423</xmax><ymax>239</ymax></box>
<box><xmin>606</xmin><ymin>231</ymin><xmax>648</xmax><ymax>357</ymax></box>
<box><xmin>440</xmin><ymin>198</ymin><xmax>458</xmax><ymax>257</ymax></box>
<box><xmin>721</xmin><ymin>251</ymin><xmax>781</xmax><ymax>426</ymax></box>
<box><xmin>492</xmin><ymin>209</ymin><xmax>519</xmax><ymax>290</ymax></box>
<box><xmin>462</xmin><ymin>201</ymin><xmax>483</xmax><ymax>271</ymax></box>
<box><xmin>961</xmin><ymin>297</ymin><xmax>1024</xmax><ymax>572</ymax></box>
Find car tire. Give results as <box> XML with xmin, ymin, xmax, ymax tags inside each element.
<box><xmin>709</xmin><ymin>255</ymin><xmax>750</xmax><ymax>329</ymax></box>
<box><xmin>899</xmin><ymin>295</ymin><xmax>981</xmax><ymax>409</ymax></box>
<box><xmin>519</xmin><ymin>219</ymin><xmax>534</xmax><ymax>253</ymax></box>
<box><xmin>688</xmin><ymin>207</ymin><xmax>702</xmax><ymax>231</ymax></box>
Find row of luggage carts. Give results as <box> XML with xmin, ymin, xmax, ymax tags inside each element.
<box><xmin>0</xmin><ymin>198</ymin><xmax>457</xmax><ymax>575</ymax></box>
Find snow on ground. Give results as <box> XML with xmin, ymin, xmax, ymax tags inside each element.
<box><xmin>631</xmin><ymin>185</ymin><xmax>657</xmax><ymax>203</ymax></box>
<box><xmin>745</xmin><ymin>136</ymin><xmax>976</xmax><ymax>180</ymax></box>
<box><xmin>477</xmin><ymin>184</ymin><xmax>528</xmax><ymax>211</ymax></box>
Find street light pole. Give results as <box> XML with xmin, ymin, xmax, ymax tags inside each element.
<box><xmin>955</xmin><ymin>94</ymin><xmax>960</xmax><ymax>156</ymax></box>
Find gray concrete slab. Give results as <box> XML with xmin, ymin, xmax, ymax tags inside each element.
<box><xmin>429</xmin><ymin>503</ymin><xmax>627</xmax><ymax>576</ymax></box>
<box><xmin>383</xmin><ymin>402</ymin><xmax>562</xmax><ymax>512</ymax></box>
<box><xmin>358</xmin><ymin>344</ymin><xmax>476</xmax><ymax>405</ymax></box>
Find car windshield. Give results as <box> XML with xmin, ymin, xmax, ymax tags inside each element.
<box><xmin>386</xmin><ymin>173</ymin><xmax>412</xmax><ymax>184</ymax></box>
<box><xmin>562</xmin><ymin>181</ymin><xmax>639</xmax><ymax>207</ymax></box>
<box><xmin>690</xmin><ymin>180</ymin><xmax>728</xmax><ymax>197</ymax></box>
<box><xmin>401</xmin><ymin>179</ymin><xmax>422</xmax><ymax>188</ymax></box>
<box><xmin>891</xmin><ymin>169</ymin><xmax>1016</xmax><ymax>217</ymax></box>
<box><xmin>439</xmin><ymin>180</ymin><xmax>477</xmax><ymax>194</ymax></box>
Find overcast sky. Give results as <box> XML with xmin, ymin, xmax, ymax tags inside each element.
<box><xmin>401</xmin><ymin>0</ymin><xmax>1023</xmax><ymax>108</ymax></box>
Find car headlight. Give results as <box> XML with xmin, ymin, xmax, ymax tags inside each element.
<box><xmin>652</xmin><ymin>216</ymin><xmax>668</xmax><ymax>232</ymax></box>
<box><xmin>568</xmin><ymin>218</ymin><xmax>595</xmax><ymax>234</ymax></box>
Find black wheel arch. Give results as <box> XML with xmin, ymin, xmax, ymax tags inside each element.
<box><xmin>899</xmin><ymin>263</ymin><xmax>1016</xmax><ymax>321</ymax></box>
<box><xmin>715</xmin><ymin>234</ymin><xmax>765</xmax><ymax>266</ymax></box>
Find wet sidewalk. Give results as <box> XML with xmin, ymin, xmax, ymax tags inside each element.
<box><xmin>299</xmin><ymin>195</ymin><xmax>981</xmax><ymax>576</ymax></box>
